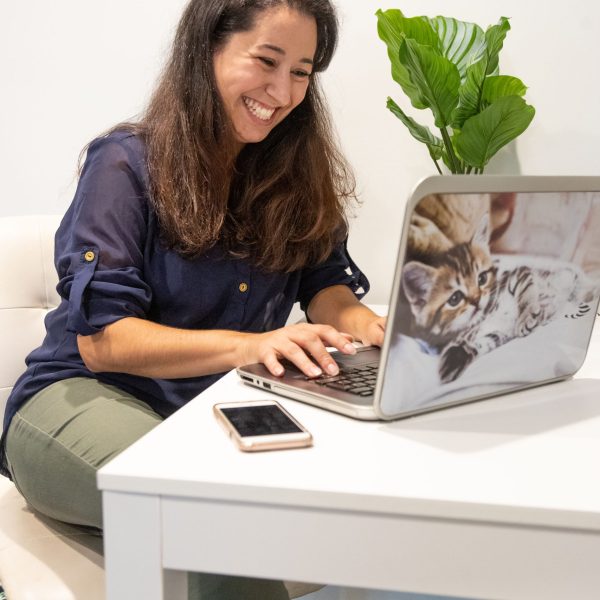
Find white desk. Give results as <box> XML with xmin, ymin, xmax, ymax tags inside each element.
<box><xmin>98</xmin><ymin>325</ymin><xmax>600</xmax><ymax>600</ymax></box>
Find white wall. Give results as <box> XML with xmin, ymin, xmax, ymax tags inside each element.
<box><xmin>2</xmin><ymin>0</ymin><xmax>599</xmax><ymax>304</ymax></box>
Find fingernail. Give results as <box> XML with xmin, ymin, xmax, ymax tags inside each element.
<box><xmin>274</xmin><ymin>367</ymin><xmax>284</xmax><ymax>376</ymax></box>
<box><xmin>326</xmin><ymin>363</ymin><xmax>339</xmax><ymax>375</ymax></box>
<box><xmin>344</xmin><ymin>343</ymin><xmax>356</xmax><ymax>354</ymax></box>
<box><xmin>311</xmin><ymin>366</ymin><xmax>322</xmax><ymax>377</ymax></box>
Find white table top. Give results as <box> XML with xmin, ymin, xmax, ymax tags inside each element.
<box><xmin>98</xmin><ymin>320</ymin><xmax>600</xmax><ymax>533</ymax></box>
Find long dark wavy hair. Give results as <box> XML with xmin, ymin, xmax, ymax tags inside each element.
<box><xmin>113</xmin><ymin>0</ymin><xmax>356</xmax><ymax>271</ymax></box>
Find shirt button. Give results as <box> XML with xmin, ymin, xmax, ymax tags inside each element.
<box><xmin>84</xmin><ymin>251</ymin><xmax>96</xmax><ymax>262</ymax></box>
<box><xmin>238</xmin><ymin>282</ymin><xmax>249</xmax><ymax>293</ymax></box>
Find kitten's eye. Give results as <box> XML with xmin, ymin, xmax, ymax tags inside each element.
<box><xmin>447</xmin><ymin>290</ymin><xmax>464</xmax><ymax>307</ymax></box>
<box><xmin>478</xmin><ymin>271</ymin><xmax>488</xmax><ymax>286</ymax></box>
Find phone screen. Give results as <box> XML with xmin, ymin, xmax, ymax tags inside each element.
<box><xmin>220</xmin><ymin>404</ymin><xmax>303</xmax><ymax>437</ymax></box>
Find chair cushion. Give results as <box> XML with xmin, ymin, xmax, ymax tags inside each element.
<box><xmin>0</xmin><ymin>215</ymin><xmax>60</xmax><ymax>310</ymax></box>
<box><xmin>0</xmin><ymin>476</ymin><xmax>104</xmax><ymax>600</ymax></box>
<box><xmin>0</xmin><ymin>215</ymin><xmax>61</xmax><ymax>423</ymax></box>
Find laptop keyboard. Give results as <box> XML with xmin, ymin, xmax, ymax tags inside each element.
<box><xmin>310</xmin><ymin>364</ymin><xmax>378</xmax><ymax>396</ymax></box>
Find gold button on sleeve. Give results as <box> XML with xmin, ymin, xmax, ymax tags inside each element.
<box><xmin>238</xmin><ymin>282</ymin><xmax>248</xmax><ymax>293</ymax></box>
<box><xmin>84</xmin><ymin>251</ymin><xmax>96</xmax><ymax>262</ymax></box>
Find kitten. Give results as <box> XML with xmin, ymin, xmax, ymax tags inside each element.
<box><xmin>400</xmin><ymin>192</ymin><xmax>598</xmax><ymax>384</ymax></box>
<box><xmin>398</xmin><ymin>192</ymin><xmax>514</xmax><ymax>351</ymax></box>
<box><xmin>400</xmin><ymin>213</ymin><xmax>495</xmax><ymax>351</ymax></box>
<box><xmin>439</xmin><ymin>261</ymin><xmax>596</xmax><ymax>382</ymax></box>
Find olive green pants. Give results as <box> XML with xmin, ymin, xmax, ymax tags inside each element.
<box><xmin>5</xmin><ymin>377</ymin><xmax>290</xmax><ymax>600</ymax></box>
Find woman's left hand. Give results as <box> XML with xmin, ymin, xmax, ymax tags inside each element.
<box><xmin>308</xmin><ymin>285</ymin><xmax>388</xmax><ymax>349</ymax></box>
<box><xmin>357</xmin><ymin>315</ymin><xmax>387</xmax><ymax>347</ymax></box>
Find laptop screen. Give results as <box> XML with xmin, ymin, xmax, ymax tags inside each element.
<box><xmin>379</xmin><ymin>187</ymin><xmax>600</xmax><ymax>417</ymax></box>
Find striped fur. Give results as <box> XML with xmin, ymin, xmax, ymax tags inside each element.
<box><xmin>439</xmin><ymin>262</ymin><xmax>595</xmax><ymax>382</ymax></box>
<box><xmin>402</xmin><ymin>213</ymin><xmax>495</xmax><ymax>350</ymax></box>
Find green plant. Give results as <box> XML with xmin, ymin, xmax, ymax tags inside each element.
<box><xmin>376</xmin><ymin>9</ymin><xmax>535</xmax><ymax>174</ymax></box>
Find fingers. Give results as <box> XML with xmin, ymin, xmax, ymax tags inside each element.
<box><xmin>258</xmin><ymin>324</ymin><xmax>356</xmax><ymax>378</ymax></box>
<box><xmin>315</xmin><ymin>326</ymin><xmax>357</xmax><ymax>355</ymax></box>
<box><xmin>256</xmin><ymin>316</ymin><xmax>389</xmax><ymax>378</ymax></box>
<box><xmin>285</xmin><ymin>325</ymin><xmax>353</xmax><ymax>377</ymax></box>
<box><xmin>286</xmin><ymin>341</ymin><xmax>330</xmax><ymax>378</ymax></box>
<box><xmin>369</xmin><ymin>317</ymin><xmax>387</xmax><ymax>347</ymax></box>
<box><xmin>262</xmin><ymin>354</ymin><xmax>286</xmax><ymax>378</ymax></box>
<box><xmin>261</xmin><ymin>339</ymin><xmax>323</xmax><ymax>378</ymax></box>
<box><xmin>302</xmin><ymin>325</ymin><xmax>359</xmax><ymax>377</ymax></box>
<box><xmin>360</xmin><ymin>316</ymin><xmax>387</xmax><ymax>347</ymax></box>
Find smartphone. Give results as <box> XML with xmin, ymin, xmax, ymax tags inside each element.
<box><xmin>213</xmin><ymin>400</ymin><xmax>313</xmax><ymax>452</ymax></box>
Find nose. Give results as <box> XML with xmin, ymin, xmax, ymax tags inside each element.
<box><xmin>266</xmin><ymin>70</ymin><xmax>292</xmax><ymax>107</ymax></box>
<box><xmin>469</xmin><ymin>293</ymin><xmax>481</xmax><ymax>310</ymax></box>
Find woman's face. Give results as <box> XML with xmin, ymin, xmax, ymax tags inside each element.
<box><xmin>213</xmin><ymin>6</ymin><xmax>317</xmax><ymax>147</ymax></box>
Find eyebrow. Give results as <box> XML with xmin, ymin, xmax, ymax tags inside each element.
<box><xmin>257</xmin><ymin>43</ymin><xmax>314</xmax><ymax>65</ymax></box>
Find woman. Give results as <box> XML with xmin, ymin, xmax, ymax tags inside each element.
<box><xmin>1</xmin><ymin>0</ymin><xmax>384</xmax><ymax>597</ymax></box>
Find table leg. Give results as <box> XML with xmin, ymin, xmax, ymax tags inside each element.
<box><xmin>102</xmin><ymin>491</ymin><xmax>187</xmax><ymax>600</ymax></box>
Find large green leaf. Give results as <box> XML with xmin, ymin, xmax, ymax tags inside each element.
<box><xmin>376</xmin><ymin>9</ymin><xmax>440</xmax><ymax>109</ymax></box>
<box><xmin>427</xmin><ymin>16</ymin><xmax>486</xmax><ymax>80</ymax></box>
<box><xmin>452</xmin><ymin>60</ymin><xmax>485</xmax><ymax>130</ymax></box>
<box><xmin>484</xmin><ymin>16</ymin><xmax>511</xmax><ymax>75</ymax></box>
<box><xmin>386</xmin><ymin>97</ymin><xmax>444</xmax><ymax>161</ymax></box>
<box><xmin>376</xmin><ymin>9</ymin><xmax>440</xmax><ymax>50</ymax></box>
<box><xmin>399</xmin><ymin>37</ymin><xmax>460</xmax><ymax>128</ymax></box>
<box><xmin>452</xmin><ymin>17</ymin><xmax>511</xmax><ymax>129</ymax></box>
<box><xmin>454</xmin><ymin>95</ymin><xmax>535</xmax><ymax>169</ymax></box>
<box><xmin>481</xmin><ymin>75</ymin><xmax>527</xmax><ymax>106</ymax></box>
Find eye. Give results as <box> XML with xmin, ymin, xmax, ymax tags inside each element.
<box><xmin>478</xmin><ymin>271</ymin><xmax>488</xmax><ymax>286</ymax></box>
<box><xmin>258</xmin><ymin>56</ymin><xmax>276</xmax><ymax>67</ymax></box>
<box><xmin>292</xmin><ymin>69</ymin><xmax>311</xmax><ymax>79</ymax></box>
<box><xmin>447</xmin><ymin>290</ymin><xmax>464</xmax><ymax>307</ymax></box>
<box><xmin>478</xmin><ymin>269</ymin><xmax>494</xmax><ymax>287</ymax></box>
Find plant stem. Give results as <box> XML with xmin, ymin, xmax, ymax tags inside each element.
<box><xmin>440</xmin><ymin>127</ymin><xmax>461</xmax><ymax>174</ymax></box>
<box><xmin>465</xmin><ymin>166</ymin><xmax>473</xmax><ymax>175</ymax></box>
<box><xmin>432</xmin><ymin>159</ymin><xmax>443</xmax><ymax>175</ymax></box>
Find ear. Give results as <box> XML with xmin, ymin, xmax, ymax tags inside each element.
<box><xmin>472</xmin><ymin>212</ymin><xmax>490</xmax><ymax>247</ymax></box>
<box><xmin>402</xmin><ymin>261</ymin><xmax>437</xmax><ymax>309</ymax></box>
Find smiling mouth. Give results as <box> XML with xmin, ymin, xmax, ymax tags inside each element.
<box><xmin>243</xmin><ymin>96</ymin><xmax>276</xmax><ymax>121</ymax></box>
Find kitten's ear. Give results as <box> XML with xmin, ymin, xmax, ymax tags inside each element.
<box><xmin>472</xmin><ymin>213</ymin><xmax>491</xmax><ymax>246</ymax></box>
<box><xmin>402</xmin><ymin>261</ymin><xmax>436</xmax><ymax>308</ymax></box>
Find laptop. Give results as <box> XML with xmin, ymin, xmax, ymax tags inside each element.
<box><xmin>238</xmin><ymin>175</ymin><xmax>600</xmax><ymax>420</ymax></box>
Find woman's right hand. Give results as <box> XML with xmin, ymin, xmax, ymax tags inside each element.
<box><xmin>240</xmin><ymin>323</ymin><xmax>357</xmax><ymax>378</ymax></box>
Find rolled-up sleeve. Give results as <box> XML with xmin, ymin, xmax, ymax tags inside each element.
<box><xmin>55</xmin><ymin>134</ymin><xmax>153</xmax><ymax>335</ymax></box>
<box><xmin>296</xmin><ymin>238</ymin><xmax>370</xmax><ymax>312</ymax></box>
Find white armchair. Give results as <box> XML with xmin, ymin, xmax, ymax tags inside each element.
<box><xmin>0</xmin><ymin>215</ymin><xmax>105</xmax><ymax>600</ymax></box>
<box><xmin>0</xmin><ymin>215</ymin><xmax>320</xmax><ymax>600</ymax></box>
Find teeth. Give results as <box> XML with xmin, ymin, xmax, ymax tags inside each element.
<box><xmin>243</xmin><ymin>97</ymin><xmax>275</xmax><ymax>121</ymax></box>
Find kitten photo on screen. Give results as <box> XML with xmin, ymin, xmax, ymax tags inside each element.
<box><xmin>390</xmin><ymin>190</ymin><xmax>600</xmax><ymax>409</ymax></box>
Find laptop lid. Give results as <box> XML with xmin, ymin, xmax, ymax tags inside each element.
<box><xmin>375</xmin><ymin>175</ymin><xmax>600</xmax><ymax>420</ymax></box>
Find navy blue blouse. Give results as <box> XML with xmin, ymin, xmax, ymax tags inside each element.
<box><xmin>0</xmin><ymin>131</ymin><xmax>368</xmax><ymax>477</ymax></box>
